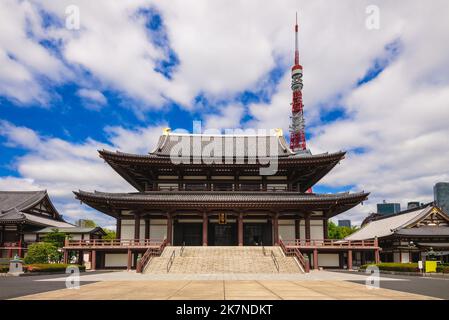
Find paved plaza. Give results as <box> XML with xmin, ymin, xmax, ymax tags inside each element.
<box><xmin>2</xmin><ymin>270</ymin><xmax>442</xmax><ymax>300</ymax></box>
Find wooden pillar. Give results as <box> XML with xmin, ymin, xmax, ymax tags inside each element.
<box><xmin>134</xmin><ymin>214</ymin><xmax>141</xmax><ymax>241</ymax></box>
<box><xmin>348</xmin><ymin>250</ymin><xmax>353</xmax><ymax>270</ymax></box>
<box><xmin>116</xmin><ymin>216</ymin><xmax>121</xmax><ymax>240</ymax></box>
<box><xmin>145</xmin><ymin>217</ymin><xmax>150</xmax><ymax>240</ymax></box>
<box><xmin>375</xmin><ymin>249</ymin><xmax>380</xmax><ymax>264</ymax></box>
<box><xmin>294</xmin><ymin>218</ymin><xmax>300</xmax><ymax>240</ymax></box>
<box><xmin>63</xmin><ymin>250</ymin><xmax>68</xmax><ymax>264</ymax></box>
<box><xmin>313</xmin><ymin>249</ymin><xmax>319</xmax><ymax>270</ymax></box>
<box><xmin>202</xmin><ymin>212</ymin><xmax>208</xmax><ymax>246</ymax></box>
<box><xmin>323</xmin><ymin>218</ymin><xmax>328</xmax><ymax>239</ymax></box>
<box><xmin>77</xmin><ymin>250</ymin><xmax>83</xmax><ymax>265</ymax></box>
<box><xmin>305</xmin><ymin>214</ymin><xmax>311</xmax><ymax>242</ymax></box>
<box><xmin>18</xmin><ymin>224</ymin><xmax>23</xmax><ymax>257</ymax></box>
<box><xmin>0</xmin><ymin>225</ymin><xmax>4</xmax><ymax>244</ymax></box>
<box><xmin>166</xmin><ymin>214</ymin><xmax>172</xmax><ymax>245</ymax></box>
<box><xmin>91</xmin><ymin>250</ymin><xmax>96</xmax><ymax>271</ymax></box>
<box><xmin>127</xmin><ymin>249</ymin><xmax>132</xmax><ymax>271</ymax></box>
<box><xmin>238</xmin><ymin>213</ymin><xmax>243</xmax><ymax>246</ymax></box>
<box><xmin>273</xmin><ymin>213</ymin><xmax>279</xmax><ymax>245</ymax></box>
<box><xmin>18</xmin><ymin>239</ymin><xmax>22</xmax><ymax>258</ymax></box>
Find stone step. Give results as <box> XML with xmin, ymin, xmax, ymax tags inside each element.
<box><xmin>144</xmin><ymin>246</ymin><xmax>302</xmax><ymax>274</ymax></box>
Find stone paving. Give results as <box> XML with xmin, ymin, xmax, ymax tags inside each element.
<box><xmin>13</xmin><ymin>279</ymin><xmax>437</xmax><ymax>300</ymax></box>
<box><xmin>29</xmin><ymin>269</ymin><xmax>403</xmax><ymax>281</ymax></box>
<box><xmin>145</xmin><ymin>246</ymin><xmax>301</xmax><ymax>274</ymax></box>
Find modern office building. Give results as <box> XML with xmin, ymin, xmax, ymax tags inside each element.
<box><xmin>338</xmin><ymin>220</ymin><xmax>351</xmax><ymax>228</ymax></box>
<box><xmin>377</xmin><ymin>201</ymin><xmax>401</xmax><ymax>216</ymax></box>
<box><xmin>434</xmin><ymin>182</ymin><xmax>449</xmax><ymax>215</ymax></box>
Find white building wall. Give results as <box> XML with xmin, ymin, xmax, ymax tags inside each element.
<box><xmin>300</xmin><ymin>221</ymin><xmax>306</xmax><ymax>241</ymax></box>
<box><xmin>299</xmin><ymin>220</ymin><xmax>325</xmax><ymax>240</ymax></box>
<box><xmin>121</xmin><ymin>220</ymin><xmax>135</xmax><ymax>240</ymax></box>
<box><xmin>278</xmin><ymin>220</ymin><xmax>295</xmax><ymax>241</ymax></box>
<box><xmin>310</xmin><ymin>220</ymin><xmax>324</xmax><ymax>239</ymax></box>
<box><xmin>104</xmin><ymin>253</ymin><xmax>128</xmax><ymax>267</ymax></box>
<box><xmin>393</xmin><ymin>252</ymin><xmax>401</xmax><ymax>263</ymax></box>
<box><xmin>70</xmin><ymin>234</ymin><xmax>82</xmax><ymax>240</ymax></box>
<box><xmin>318</xmin><ymin>253</ymin><xmax>340</xmax><ymax>267</ymax></box>
<box><xmin>150</xmin><ymin>219</ymin><xmax>167</xmax><ymax>240</ymax></box>
<box><xmin>401</xmin><ymin>251</ymin><xmax>410</xmax><ymax>263</ymax></box>
<box><xmin>23</xmin><ymin>233</ymin><xmax>36</xmax><ymax>242</ymax></box>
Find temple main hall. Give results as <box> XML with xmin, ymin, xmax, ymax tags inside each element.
<box><xmin>65</xmin><ymin>17</ymin><xmax>378</xmax><ymax>272</ymax></box>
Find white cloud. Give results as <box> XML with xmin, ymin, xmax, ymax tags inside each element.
<box><xmin>0</xmin><ymin>0</ymin><xmax>71</xmax><ymax>104</ymax></box>
<box><xmin>105</xmin><ymin>124</ymin><xmax>167</xmax><ymax>154</ymax></box>
<box><xmin>203</xmin><ymin>104</ymin><xmax>245</xmax><ymax>130</ymax></box>
<box><xmin>0</xmin><ymin>121</ymin><xmax>166</xmax><ymax>226</ymax></box>
<box><xmin>1</xmin><ymin>0</ymin><xmax>449</xmax><ymax>228</ymax></box>
<box><xmin>77</xmin><ymin>88</ymin><xmax>107</xmax><ymax>110</ymax></box>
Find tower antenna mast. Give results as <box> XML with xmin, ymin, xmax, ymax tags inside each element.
<box><xmin>289</xmin><ymin>12</ymin><xmax>306</xmax><ymax>151</ymax></box>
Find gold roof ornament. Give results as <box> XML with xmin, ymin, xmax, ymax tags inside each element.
<box><xmin>274</xmin><ymin>128</ymin><xmax>283</xmax><ymax>137</ymax></box>
<box><xmin>162</xmin><ymin>127</ymin><xmax>171</xmax><ymax>135</ymax></box>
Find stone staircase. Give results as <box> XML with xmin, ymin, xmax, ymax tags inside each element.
<box><xmin>144</xmin><ymin>246</ymin><xmax>302</xmax><ymax>274</ymax></box>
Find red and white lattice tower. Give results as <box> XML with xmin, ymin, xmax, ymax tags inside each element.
<box><xmin>289</xmin><ymin>13</ymin><xmax>306</xmax><ymax>152</ymax></box>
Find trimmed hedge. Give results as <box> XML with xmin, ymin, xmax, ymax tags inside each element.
<box><xmin>25</xmin><ymin>264</ymin><xmax>85</xmax><ymax>273</ymax></box>
<box><xmin>360</xmin><ymin>263</ymin><xmax>419</xmax><ymax>272</ymax></box>
<box><xmin>0</xmin><ymin>265</ymin><xmax>8</xmax><ymax>273</ymax></box>
<box><xmin>437</xmin><ymin>265</ymin><xmax>449</xmax><ymax>274</ymax></box>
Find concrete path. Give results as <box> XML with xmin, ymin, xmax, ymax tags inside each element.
<box><xmin>13</xmin><ymin>279</ymin><xmax>435</xmax><ymax>300</ymax></box>
<box><xmin>33</xmin><ymin>269</ymin><xmax>405</xmax><ymax>281</ymax></box>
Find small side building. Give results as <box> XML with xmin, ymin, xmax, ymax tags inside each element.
<box><xmin>0</xmin><ymin>190</ymin><xmax>74</xmax><ymax>258</ymax></box>
<box><xmin>346</xmin><ymin>203</ymin><xmax>449</xmax><ymax>263</ymax></box>
<box><xmin>0</xmin><ymin>190</ymin><xmax>106</xmax><ymax>262</ymax></box>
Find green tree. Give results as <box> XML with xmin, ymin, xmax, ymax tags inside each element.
<box><xmin>102</xmin><ymin>228</ymin><xmax>116</xmax><ymax>240</ymax></box>
<box><xmin>327</xmin><ymin>221</ymin><xmax>359</xmax><ymax>239</ymax></box>
<box><xmin>43</xmin><ymin>229</ymin><xmax>68</xmax><ymax>248</ymax></box>
<box><xmin>76</xmin><ymin>219</ymin><xmax>97</xmax><ymax>228</ymax></box>
<box><xmin>24</xmin><ymin>242</ymin><xmax>59</xmax><ymax>264</ymax></box>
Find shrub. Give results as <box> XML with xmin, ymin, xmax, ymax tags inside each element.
<box><xmin>437</xmin><ymin>265</ymin><xmax>449</xmax><ymax>274</ymax></box>
<box><xmin>0</xmin><ymin>265</ymin><xmax>8</xmax><ymax>273</ymax></box>
<box><xmin>360</xmin><ymin>263</ymin><xmax>419</xmax><ymax>272</ymax></box>
<box><xmin>24</xmin><ymin>242</ymin><xmax>60</xmax><ymax>264</ymax></box>
<box><xmin>25</xmin><ymin>263</ymin><xmax>85</xmax><ymax>273</ymax></box>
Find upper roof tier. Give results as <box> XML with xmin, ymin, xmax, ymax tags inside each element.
<box><xmin>99</xmin><ymin>130</ymin><xmax>346</xmax><ymax>193</ymax></box>
<box><xmin>150</xmin><ymin>131</ymin><xmax>297</xmax><ymax>157</ymax></box>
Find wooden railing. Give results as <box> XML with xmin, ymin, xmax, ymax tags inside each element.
<box><xmin>180</xmin><ymin>241</ymin><xmax>186</xmax><ymax>257</ymax></box>
<box><xmin>270</xmin><ymin>250</ymin><xmax>279</xmax><ymax>272</ymax></box>
<box><xmin>279</xmin><ymin>239</ymin><xmax>310</xmax><ymax>273</ymax></box>
<box><xmin>64</xmin><ymin>238</ymin><xmax>165</xmax><ymax>248</ymax></box>
<box><xmin>167</xmin><ymin>250</ymin><xmax>176</xmax><ymax>273</ymax></box>
<box><xmin>281</xmin><ymin>239</ymin><xmax>378</xmax><ymax>248</ymax></box>
<box><xmin>136</xmin><ymin>239</ymin><xmax>168</xmax><ymax>273</ymax></box>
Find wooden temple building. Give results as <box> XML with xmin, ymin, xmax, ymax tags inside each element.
<box><xmin>68</xmin><ymin>130</ymin><xmax>379</xmax><ymax>271</ymax></box>
<box><xmin>346</xmin><ymin>203</ymin><xmax>449</xmax><ymax>264</ymax></box>
<box><xmin>65</xmin><ymin>17</ymin><xmax>378</xmax><ymax>271</ymax></box>
<box><xmin>0</xmin><ymin>190</ymin><xmax>73</xmax><ymax>258</ymax></box>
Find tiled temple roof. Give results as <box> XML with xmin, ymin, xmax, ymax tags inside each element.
<box><xmin>74</xmin><ymin>190</ymin><xmax>369</xmax><ymax>218</ymax></box>
<box><xmin>346</xmin><ymin>204</ymin><xmax>449</xmax><ymax>240</ymax></box>
<box><xmin>0</xmin><ymin>190</ymin><xmax>72</xmax><ymax>226</ymax></box>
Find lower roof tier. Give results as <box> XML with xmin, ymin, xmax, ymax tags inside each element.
<box><xmin>74</xmin><ymin>190</ymin><xmax>369</xmax><ymax>219</ymax></box>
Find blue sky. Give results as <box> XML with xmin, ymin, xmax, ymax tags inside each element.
<box><xmin>1</xmin><ymin>0</ymin><xmax>449</xmax><ymax>227</ymax></box>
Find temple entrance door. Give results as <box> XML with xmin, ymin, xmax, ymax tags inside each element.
<box><xmin>173</xmin><ymin>222</ymin><xmax>202</xmax><ymax>246</ymax></box>
<box><xmin>208</xmin><ymin>223</ymin><xmax>237</xmax><ymax>246</ymax></box>
<box><xmin>243</xmin><ymin>222</ymin><xmax>272</xmax><ymax>246</ymax></box>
